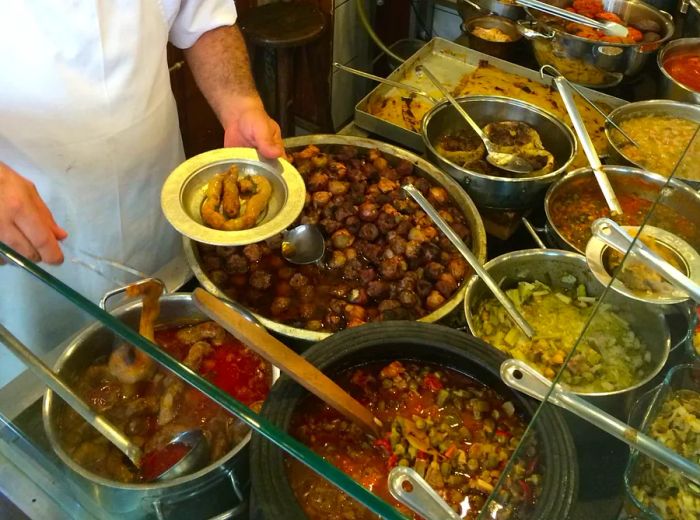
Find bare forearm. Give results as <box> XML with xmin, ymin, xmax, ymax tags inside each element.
<box><xmin>184</xmin><ymin>25</ymin><xmax>263</xmax><ymax>128</ymax></box>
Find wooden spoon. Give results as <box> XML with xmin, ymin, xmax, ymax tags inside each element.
<box><xmin>192</xmin><ymin>288</ymin><xmax>381</xmax><ymax>437</ymax></box>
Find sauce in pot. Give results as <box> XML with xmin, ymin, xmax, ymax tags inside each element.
<box><xmin>664</xmin><ymin>53</ymin><xmax>700</xmax><ymax>93</ymax></box>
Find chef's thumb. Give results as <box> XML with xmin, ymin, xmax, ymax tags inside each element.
<box><xmin>255</xmin><ymin>125</ymin><xmax>284</xmax><ymax>160</ymax></box>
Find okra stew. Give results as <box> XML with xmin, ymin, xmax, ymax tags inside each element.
<box><xmin>286</xmin><ymin>361</ymin><xmax>540</xmax><ymax>519</ymax></box>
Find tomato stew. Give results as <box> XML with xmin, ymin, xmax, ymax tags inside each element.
<box><xmin>197</xmin><ymin>145</ymin><xmax>472</xmax><ymax>333</ymax></box>
<box><xmin>664</xmin><ymin>53</ymin><xmax>700</xmax><ymax>93</ymax></box>
<box><xmin>57</xmin><ymin>321</ymin><xmax>271</xmax><ymax>483</ymax></box>
<box><xmin>286</xmin><ymin>361</ymin><xmax>540</xmax><ymax>519</ymax></box>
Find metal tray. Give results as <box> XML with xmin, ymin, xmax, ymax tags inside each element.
<box><xmin>355</xmin><ymin>37</ymin><xmax>627</xmax><ymax>152</ymax></box>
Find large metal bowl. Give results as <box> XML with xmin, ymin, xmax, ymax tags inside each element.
<box><xmin>657</xmin><ymin>38</ymin><xmax>700</xmax><ymax>105</ymax></box>
<box><xmin>422</xmin><ymin>95</ymin><xmax>577</xmax><ymax>210</ymax></box>
<box><xmin>520</xmin><ymin>0</ymin><xmax>674</xmax><ymax>87</ymax></box>
<box><xmin>42</xmin><ymin>294</ymin><xmax>276</xmax><ymax>518</ymax></box>
<box><xmin>544</xmin><ymin>166</ymin><xmax>700</xmax><ymax>255</ymax></box>
<box><xmin>185</xmin><ymin>134</ymin><xmax>488</xmax><ymax>343</ymax></box>
<box><xmin>464</xmin><ymin>249</ymin><xmax>670</xmax><ymax>410</ymax></box>
<box><xmin>605</xmin><ymin>100</ymin><xmax>700</xmax><ymax>189</ymax></box>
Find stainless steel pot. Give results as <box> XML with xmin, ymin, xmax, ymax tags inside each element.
<box><xmin>458</xmin><ymin>0</ymin><xmax>526</xmax><ymax>21</ymax></box>
<box><xmin>461</xmin><ymin>15</ymin><xmax>525</xmax><ymax>61</ymax></box>
<box><xmin>657</xmin><ymin>38</ymin><xmax>700</xmax><ymax>105</ymax></box>
<box><xmin>185</xmin><ymin>134</ymin><xmax>488</xmax><ymax>343</ymax></box>
<box><xmin>519</xmin><ymin>0</ymin><xmax>674</xmax><ymax>87</ymax></box>
<box><xmin>422</xmin><ymin>95</ymin><xmax>577</xmax><ymax>210</ymax></box>
<box><xmin>42</xmin><ymin>293</ymin><xmax>275</xmax><ymax>519</ymax></box>
<box><xmin>605</xmin><ymin>100</ymin><xmax>700</xmax><ymax>188</ymax></box>
<box><xmin>544</xmin><ymin>166</ymin><xmax>700</xmax><ymax>254</ymax></box>
<box><xmin>463</xmin><ymin>249</ymin><xmax>670</xmax><ymax>417</ymax></box>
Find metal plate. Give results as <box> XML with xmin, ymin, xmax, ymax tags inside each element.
<box><xmin>161</xmin><ymin>148</ymin><xmax>305</xmax><ymax>246</ymax></box>
<box><xmin>354</xmin><ymin>37</ymin><xmax>626</xmax><ymax>152</ymax></box>
<box><xmin>586</xmin><ymin>225</ymin><xmax>700</xmax><ymax>305</ymax></box>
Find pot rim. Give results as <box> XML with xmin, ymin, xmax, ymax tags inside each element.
<box><xmin>421</xmin><ymin>95</ymin><xmax>578</xmax><ymax>184</ymax></box>
<box><xmin>42</xmin><ymin>292</ymin><xmax>269</xmax><ymax>491</ymax></box>
<box><xmin>525</xmin><ymin>0</ymin><xmax>674</xmax><ymax>48</ymax></box>
<box><xmin>185</xmin><ymin>134</ymin><xmax>488</xmax><ymax>343</ymax></box>
<box><xmin>463</xmin><ymin>248</ymin><xmax>671</xmax><ymax>397</ymax></box>
<box><xmin>657</xmin><ymin>37</ymin><xmax>700</xmax><ymax>97</ymax></box>
<box><xmin>462</xmin><ymin>14</ymin><xmax>525</xmax><ymax>43</ymax></box>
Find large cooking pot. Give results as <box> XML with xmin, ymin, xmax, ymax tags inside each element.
<box><xmin>657</xmin><ymin>38</ymin><xmax>700</xmax><ymax>105</ymax></box>
<box><xmin>42</xmin><ymin>293</ymin><xmax>272</xmax><ymax>519</ymax></box>
<box><xmin>518</xmin><ymin>0</ymin><xmax>674</xmax><ymax>87</ymax></box>
<box><xmin>544</xmin><ymin>166</ymin><xmax>700</xmax><ymax>255</ymax></box>
<box><xmin>185</xmin><ymin>134</ymin><xmax>488</xmax><ymax>343</ymax></box>
<box><xmin>422</xmin><ymin>96</ymin><xmax>577</xmax><ymax>210</ymax></box>
<box><xmin>250</xmin><ymin>322</ymin><xmax>578</xmax><ymax>519</ymax></box>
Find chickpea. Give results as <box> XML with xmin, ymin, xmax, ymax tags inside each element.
<box><xmin>331</xmin><ymin>229</ymin><xmax>355</xmax><ymax>249</ymax></box>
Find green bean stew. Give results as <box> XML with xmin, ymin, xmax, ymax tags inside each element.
<box><xmin>285</xmin><ymin>361</ymin><xmax>541</xmax><ymax>519</ymax></box>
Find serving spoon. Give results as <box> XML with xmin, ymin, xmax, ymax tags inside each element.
<box><xmin>192</xmin><ymin>288</ymin><xmax>381</xmax><ymax>437</ymax></box>
<box><xmin>542</xmin><ymin>65</ymin><xmax>623</xmax><ymax>215</ymax></box>
<box><xmin>333</xmin><ymin>62</ymin><xmax>439</xmax><ymax>103</ymax></box>
<box><xmin>281</xmin><ymin>224</ymin><xmax>326</xmax><ymax>265</ymax></box>
<box><xmin>417</xmin><ymin>65</ymin><xmax>535</xmax><ymax>175</ymax></box>
<box><xmin>0</xmin><ymin>324</ymin><xmax>209</xmax><ymax>481</ymax></box>
<box><xmin>388</xmin><ymin>466</ymin><xmax>461</xmax><ymax>519</ymax></box>
<box><xmin>403</xmin><ymin>185</ymin><xmax>535</xmax><ymax>338</ymax></box>
<box><xmin>517</xmin><ymin>0</ymin><xmax>629</xmax><ymax>37</ymax></box>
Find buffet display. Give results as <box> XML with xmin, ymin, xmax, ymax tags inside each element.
<box><xmin>3</xmin><ymin>9</ymin><xmax>700</xmax><ymax>518</ymax></box>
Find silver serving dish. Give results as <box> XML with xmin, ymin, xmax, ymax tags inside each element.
<box><xmin>185</xmin><ymin>134</ymin><xmax>488</xmax><ymax>343</ymax></box>
<box><xmin>519</xmin><ymin>0</ymin><xmax>674</xmax><ymax>87</ymax></box>
<box><xmin>457</xmin><ymin>0</ymin><xmax>526</xmax><ymax>21</ymax></box>
<box><xmin>544</xmin><ymin>166</ymin><xmax>700</xmax><ymax>255</ymax></box>
<box><xmin>422</xmin><ymin>95</ymin><xmax>577</xmax><ymax>209</ymax></box>
<box><xmin>464</xmin><ymin>249</ymin><xmax>670</xmax><ymax>399</ymax></box>
<box><xmin>161</xmin><ymin>147</ymin><xmax>306</xmax><ymax>246</ymax></box>
<box><xmin>605</xmin><ymin>100</ymin><xmax>700</xmax><ymax>189</ymax></box>
<box><xmin>657</xmin><ymin>38</ymin><xmax>700</xmax><ymax>105</ymax></box>
<box><xmin>43</xmin><ymin>293</ymin><xmax>278</xmax><ymax>518</ymax></box>
<box><xmin>585</xmin><ymin>224</ymin><xmax>700</xmax><ymax>305</ymax></box>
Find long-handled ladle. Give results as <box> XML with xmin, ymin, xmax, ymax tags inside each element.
<box><xmin>518</xmin><ymin>0</ymin><xmax>629</xmax><ymax>37</ymax></box>
<box><xmin>192</xmin><ymin>288</ymin><xmax>381</xmax><ymax>437</ymax></box>
<box><xmin>403</xmin><ymin>185</ymin><xmax>534</xmax><ymax>338</ymax></box>
<box><xmin>502</xmin><ymin>359</ymin><xmax>700</xmax><ymax>486</ymax></box>
<box><xmin>542</xmin><ymin>65</ymin><xmax>623</xmax><ymax>215</ymax></box>
<box><xmin>333</xmin><ymin>62</ymin><xmax>439</xmax><ymax>103</ymax></box>
<box><xmin>418</xmin><ymin>65</ymin><xmax>535</xmax><ymax>175</ymax></box>
<box><xmin>0</xmin><ymin>324</ymin><xmax>209</xmax><ymax>481</ymax></box>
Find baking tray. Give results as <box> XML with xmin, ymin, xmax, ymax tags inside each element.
<box><xmin>355</xmin><ymin>37</ymin><xmax>627</xmax><ymax>152</ymax></box>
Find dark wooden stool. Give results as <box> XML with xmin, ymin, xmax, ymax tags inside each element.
<box><xmin>239</xmin><ymin>2</ymin><xmax>326</xmax><ymax>137</ymax></box>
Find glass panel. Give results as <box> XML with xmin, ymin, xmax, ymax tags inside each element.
<box><xmin>479</xmin><ymin>122</ymin><xmax>700</xmax><ymax>519</ymax></box>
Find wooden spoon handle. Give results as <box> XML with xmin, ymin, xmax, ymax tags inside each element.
<box><xmin>192</xmin><ymin>288</ymin><xmax>380</xmax><ymax>437</ymax></box>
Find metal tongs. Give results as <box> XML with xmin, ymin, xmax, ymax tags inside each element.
<box><xmin>333</xmin><ymin>62</ymin><xmax>439</xmax><ymax>103</ymax></box>
<box><xmin>591</xmin><ymin>218</ymin><xmax>700</xmax><ymax>303</ymax></box>
<box><xmin>518</xmin><ymin>0</ymin><xmax>629</xmax><ymax>37</ymax></box>
<box><xmin>540</xmin><ymin>65</ymin><xmax>623</xmax><ymax>215</ymax></box>
<box><xmin>502</xmin><ymin>359</ymin><xmax>700</xmax><ymax>486</ymax></box>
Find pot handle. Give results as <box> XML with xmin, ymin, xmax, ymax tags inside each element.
<box><xmin>459</xmin><ymin>0</ymin><xmax>486</xmax><ymax>11</ymax></box>
<box><xmin>516</xmin><ymin>19</ymin><xmax>555</xmax><ymax>40</ymax></box>
<box><xmin>521</xmin><ymin>217</ymin><xmax>548</xmax><ymax>250</ymax></box>
<box><xmin>658</xmin><ymin>8</ymin><xmax>674</xmax><ymax>23</ymax></box>
<box><xmin>99</xmin><ymin>277</ymin><xmax>165</xmax><ymax>311</ymax></box>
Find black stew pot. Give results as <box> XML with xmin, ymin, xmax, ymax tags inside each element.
<box><xmin>250</xmin><ymin>322</ymin><xmax>578</xmax><ymax>519</ymax></box>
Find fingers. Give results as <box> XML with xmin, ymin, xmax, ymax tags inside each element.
<box><xmin>256</xmin><ymin>119</ymin><xmax>284</xmax><ymax>159</ymax></box>
<box><xmin>1</xmin><ymin>225</ymin><xmax>41</xmax><ymax>263</ymax></box>
<box><xmin>15</xmin><ymin>208</ymin><xmax>64</xmax><ymax>264</ymax></box>
<box><xmin>225</xmin><ymin>109</ymin><xmax>284</xmax><ymax>159</ymax></box>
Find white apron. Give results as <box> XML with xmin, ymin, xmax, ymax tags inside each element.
<box><xmin>0</xmin><ymin>1</ymin><xmax>235</xmax><ymax>386</ymax></box>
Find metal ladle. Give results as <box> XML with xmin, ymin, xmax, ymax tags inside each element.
<box><xmin>417</xmin><ymin>65</ymin><xmax>535</xmax><ymax>175</ymax></box>
<box><xmin>502</xmin><ymin>359</ymin><xmax>700</xmax><ymax>486</ymax></box>
<box><xmin>0</xmin><ymin>324</ymin><xmax>209</xmax><ymax>481</ymax></box>
<box><xmin>542</xmin><ymin>65</ymin><xmax>623</xmax><ymax>215</ymax></box>
<box><xmin>518</xmin><ymin>0</ymin><xmax>629</xmax><ymax>37</ymax></box>
<box><xmin>388</xmin><ymin>467</ymin><xmax>461</xmax><ymax>519</ymax></box>
<box><xmin>281</xmin><ymin>224</ymin><xmax>326</xmax><ymax>265</ymax></box>
<box><xmin>333</xmin><ymin>62</ymin><xmax>439</xmax><ymax>103</ymax></box>
<box><xmin>403</xmin><ymin>184</ymin><xmax>534</xmax><ymax>338</ymax></box>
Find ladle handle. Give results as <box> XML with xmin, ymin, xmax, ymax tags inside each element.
<box><xmin>551</xmin><ymin>74</ymin><xmax>622</xmax><ymax>215</ymax></box>
<box><xmin>388</xmin><ymin>467</ymin><xmax>461</xmax><ymax>520</ymax></box>
<box><xmin>192</xmin><ymin>288</ymin><xmax>380</xmax><ymax>437</ymax></box>
<box><xmin>521</xmin><ymin>217</ymin><xmax>547</xmax><ymax>250</ymax></box>
<box><xmin>418</xmin><ymin>66</ymin><xmax>488</xmax><ymax>142</ymax></box>
<box><xmin>403</xmin><ymin>185</ymin><xmax>534</xmax><ymax>338</ymax></box>
<box><xmin>332</xmin><ymin>62</ymin><xmax>438</xmax><ymax>103</ymax></box>
<box><xmin>501</xmin><ymin>359</ymin><xmax>700</xmax><ymax>486</ymax></box>
<box><xmin>591</xmin><ymin>218</ymin><xmax>700</xmax><ymax>302</ymax></box>
<box><xmin>0</xmin><ymin>324</ymin><xmax>142</xmax><ymax>466</ymax></box>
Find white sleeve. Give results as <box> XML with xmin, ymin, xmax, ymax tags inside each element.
<box><xmin>165</xmin><ymin>0</ymin><xmax>238</xmax><ymax>49</ymax></box>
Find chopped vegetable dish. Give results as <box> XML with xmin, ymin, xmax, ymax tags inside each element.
<box><xmin>473</xmin><ymin>280</ymin><xmax>653</xmax><ymax>393</ymax></box>
<box><xmin>286</xmin><ymin>361</ymin><xmax>540</xmax><ymax>519</ymax></box>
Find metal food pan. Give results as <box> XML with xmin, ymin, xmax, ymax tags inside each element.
<box><xmin>355</xmin><ymin>37</ymin><xmax>626</xmax><ymax>152</ymax></box>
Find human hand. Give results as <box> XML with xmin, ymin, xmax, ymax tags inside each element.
<box><xmin>222</xmin><ymin>100</ymin><xmax>284</xmax><ymax>159</ymax></box>
<box><xmin>0</xmin><ymin>162</ymin><xmax>67</xmax><ymax>264</ymax></box>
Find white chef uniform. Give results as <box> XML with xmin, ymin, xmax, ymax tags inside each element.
<box><xmin>0</xmin><ymin>1</ymin><xmax>237</xmax><ymax>387</ymax></box>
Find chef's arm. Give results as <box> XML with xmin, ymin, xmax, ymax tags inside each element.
<box><xmin>0</xmin><ymin>162</ymin><xmax>67</xmax><ymax>264</ymax></box>
<box><xmin>184</xmin><ymin>25</ymin><xmax>283</xmax><ymax>158</ymax></box>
